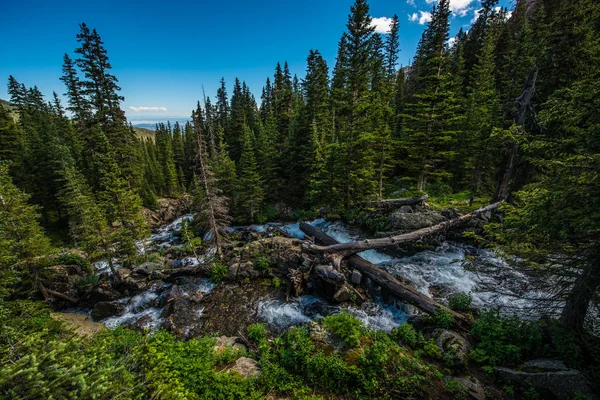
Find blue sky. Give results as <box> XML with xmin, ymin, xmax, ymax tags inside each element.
<box><xmin>1</xmin><ymin>0</ymin><xmax>513</xmax><ymax>119</ymax></box>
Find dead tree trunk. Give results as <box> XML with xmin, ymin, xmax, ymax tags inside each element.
<box><xmin>492</xmin><ymin>67</ymin><xmax>538</xmax><ymax>203</ymax></box>
<box><xmin>304</xmin><ymin>202</ymin><xmax>502</xmax><ymax>257</ymax></box>
<box><xmin>300</xmin><ymin>223</ymin><xmax>472</xmax><ymax>332</ymax></box>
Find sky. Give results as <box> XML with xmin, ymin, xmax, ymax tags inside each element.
<box><xmin>1</xmin><ymin>0</ymin><xmax>514</xmax><ymax>120</ymax></box>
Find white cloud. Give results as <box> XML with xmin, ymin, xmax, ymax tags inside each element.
<box><xmin>447</xmin><ymin>37</ymin><xmax>457</xmax><ymax>47</ymax></box>
<box><xmin>425</xmin><ymin>0</ymin><xmax>475</xmax><ymax>17</ymax></box>
<box><xmin>407</xmin><ymin>0</ymin><xmax>416</xmax><ymax>6</ymax></box>
<box><xmin>471</xmin><ymin>8</ymin><xmax>481</xmax><ymax>23</ymax></box>
<box><xmin>409</xmin><ymin>11</ymin><xmax>432</xmax><ymax>25</ymax></box>
<box><xmin>129</xmin><ymin>106</ymin><xmax>167</xmax><ymax>112</ymax></box>
<box><xmin>370</xmin><ymin>16</ymin><xmax>393</xmax><ymax>34</ymax></box>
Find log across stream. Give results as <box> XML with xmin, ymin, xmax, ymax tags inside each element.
<box><xmin>69</xmin><ymin>215</ymin><xmax>552</xmax><ymax>336</ymax></box>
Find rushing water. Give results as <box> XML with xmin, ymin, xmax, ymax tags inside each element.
<box><xmin>90</xmin><ymin>215</ymin><xmax>554</xmax><ymax>334</ymax></box>
<box><xmin>278</xmin><ymin>220</ymin><xmax>554</xmax><ymax>318</ymax></box>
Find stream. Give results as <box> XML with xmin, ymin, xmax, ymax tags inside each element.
<box><xmin>87</xmin><ymin>216</ymin><xmax>555</xmax><ymax>334</ymax></box>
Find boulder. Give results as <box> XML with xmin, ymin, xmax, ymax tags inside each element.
<box><xmin>351</xmin><ymin>270</ymin><xmax>362</xmax><ymax>285</ymax></box>
<box><xmin>333</xmin><ymin>285</ymin><xmax>352</xmax><ymax>303</ymax></box>
<box><xmin>428</xmin><ymin>329</ymin><xmax>471</xmax><ymax>369</ymax></box>
<box><xmin>133</xmin><ymin>262</ymin><xmax>163</xmax><ymax>276</ymax></box>
<box><xmin>161</xmin><ymin>298</ymin><xmax>204</xmax><ymax>339</ymax></box>
<box><xmin>214</xmin><ymin>336</ymin><xmax>246</xmax><ymax>354</ymax></box>
<box><xmin>387</xmin><ymin>210</ymin><xmax>448</xmax><ymax>232</ymax></box>
<box><xmin>496</xmin><ymin>364</ymin><xmax>597</xmax><ymax>400</ymax></box>
<box><xmin>91</xmin><ymin>301</ymin><xmax>126</xmax><ymax>321</ymax></box>
<box><xmin>452</xmin><ymin>376</ymin><xmax>486</xmax><ymax>400</ymax></box>
<box><xmin>87</xmin><ymin>282</ymin><xmax>121</xmax><ymax>303</ymax></box>
<box><xmin>141</xmin><ymin>197</ymin><xmax>190</xmax><ymax>229</ymax></box>
<box><xmin>228</xmin><ymin>357</ymin><xmax>260</xmax><ymax>377</ymax></box>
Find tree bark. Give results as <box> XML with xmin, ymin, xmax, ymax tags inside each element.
<box><xmin>304</xmin><ymin>202</ymin><xmax>501</xmax><ymax>256</ymax></box>
<box><xmin>492</xmin><ymin>67</ymin><xmax>538</xmax><ymax>203</ymax></box>
<box><xmin>559</xmin><ymin>263</ymin><xmax>600</xmax><ymax>332</ymax></box>
<box><xmin>300</xmin><ymin>223</ymin><xmax>472</xmax><ymax>332</ymax></box>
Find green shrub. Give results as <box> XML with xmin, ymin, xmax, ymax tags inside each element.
<box><xmin>74</xmin><ymin>274</ymin><xmax>100</xmax><ymax>289</ymax></box>
<box><xmin>470</xmin><ymin>310</ymin><xmax>543</xmax><ymax>367</ymax></box>
<box><xmin>423</xmin><ymin>339</ymin><xmax>443</xmax><ymax>359</ymax></box>
<box><xmin>392</xmin><ymin>322</ymin><xmax>419</xmax><ymax>348</ymax></box>
<box><xmin>433</xmin><ymin>309</ymin><xmax>455</xmax><ymax>329</ymax></box>
<box><xmin>210</xmin><ymin>262</ymin><xmax>228</xmax><ymax>283</ymax></box>
<box><xmin>322</xmin><ymin>312</ymin><xmax>365</xmax><ymax>348</ymax></box>
<box><xmin>448</xmin><ymin>293</ymin><xmax>472</xmax><ymax>311</ymax></box>
<box><xmin>53</xmin><ymin>252</ymin><xmax>91</xmax><ymax>270</ymax></box>
<box><xmin>253</xmin><ymin>255</ymin><xmax>271</xmax><ymax>272</ymax></box>
<box><xmin>272</xmin><ymin>277</ymin><xmax>281</xmax><ymax>289</ymax></box>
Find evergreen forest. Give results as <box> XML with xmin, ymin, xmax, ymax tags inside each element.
<box><xmin>1</xmin><ymin>0</ymin><xmax>599</xmax><ymax>398</ymax></box>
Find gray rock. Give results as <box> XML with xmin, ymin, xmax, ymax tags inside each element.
<box><xmin>91</xmin><ymin>301</ymin><xmax>126</xmax><ymax>321</ymax></box>
<box><xmin>397</xmin><ymin>205</ymin><xmax>413</xmax><ymax>213</ymax></box>
<box><xmin>237</xmin><ymin>261</ymin><xmax>260</xmax><ymax>279</ymax></box>
<box><xmin>351</xmin><ymin>270</ymin><xmax>362</xmax><ymax>285</ymax></box>
<box><xmin>228</xmin><ymin>357</ymin><xmax>260</xmax><ymax>377</ymax></box>
<box><xmin>214</xmin><ymin>336</ymin><xmax>246</xmax><ymax>353</ymax></box>
<box><xmin>161</xmin><ymin>298</ymin><xmax>204</xmax><ymax>339</ymax></box>
<box><xmin>333</xmin><ymin>285</ymin><xmax>351</xmax><ymax>303</ymax></box>
<box><xmin>429</xmin><ymin>329</ymin><xmax>471</xmax><ymax>369</ymax></box>
<box><xmin>453</xmin><ymin>376</ymin><xmax>486</xmax><ymax>400</ymax></box>
<box><xmin>387</xmin><ymin>210</ymin><xmax>447</xmax><ymax>232</ymax></box>
<box><xmin>522</xmin><ymin>359</ymin><xmax>568</xmax><ymax>372</ymax></box>
<box><xmin>133</xmin><ymin>262</ymin><xmax>163</xmax><ymax>276</ymax></box>
<box><xmin>496</xmin><ymin>366</ymin><xmax>597</xmax><ymax>400</ymax></box>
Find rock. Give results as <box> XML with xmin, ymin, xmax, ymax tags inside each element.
<box><xmin>214</xmin><ymin>336</ymin><xmax>246</xmax><ymax>353</ymax></box>
<box><xmin>387</xmin><ymin>210</ymin><xmax>448</xmax><ymax>232</ymax></box>
<box><xmin>453</xmin><ymin>376</ymin><xmax>486</xmax><ymax>400</ymax></box>
<box><xmin>522</xmin><ymin>359</ymin><xmax>568</xmax><ymax>372</ymax></box>
<box><xmin>333</xmin><ymin>285</ymin><xmax>351</xmax><ymax>303</ymax></box>
<box><xmin>91</xmin><ymin>301</ymin><xmax>126</xmax><ymax>321</ymax></box>
<box><xmin>496</xmin><ymin>365</ymin><xmax>597</xmax><ymax>400</ymax></box>
<box><xmin>161</xmin><ymin>298</ymin><xmax>204</xmax><ymax>339</ymax></box>
<box><xmin>87</xmin><ymin>282</ymin><xmax>121</xmax><ymax>303</ymax></box>
<box><xmin>141</xmin><ymin>197</ymin><xmax>190</xmax><ymax>229</ymax></box>
<box><xmin>309</xmin><ymin>321</ymin><xmax>330</xmax><ymax>343</ymax></box>
<box><xmin>133</xmin><ymin>262</ymin><xmax>163</xmax><ymax>276</ymax></box>
<box><xmin>351</xmin><ymin>270</ymin><xmax>362</xmax><ymax>285</ymax></box>
<box><xmin>51</xmin><ymin>313</ymin><xmax>105</xmax><ymax>336</ymax></box>
<box><xmin>440</xmin><ymin>208</ymin><xmax>461</xmax><ymax>220</ymax></box>
<box><xmin>237</xmin><ymin>261</ymin><xmax>260</xmax><ymax>279</ymax></box>
<box><xmin>117</xmin><ymin>268</ymin><xmax>132</xmax><ymax>279</ymax></box>
<box><xmin>429</xmin><ymin>329</ymin><xmax>471</xmax><ymax>369</ymax></box>
<box><xmin>228</xmin><ymin>357</ymin><xmax>260</xmax><ymax>377</ymax></box>
<box><xmin>397</xmin><ymin>205</ymin><xmax>413</xmax><ymax>213</ymax></box>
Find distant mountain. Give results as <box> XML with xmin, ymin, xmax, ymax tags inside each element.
<box><xmin>128</xmin><ymin>117</ymin><xmax>191</xmax><ymax>131</ymax></box>
<box><xmin>0</xmin><ymin>98</ymin><xmax>19</xmax><ymax>121</ymax></box>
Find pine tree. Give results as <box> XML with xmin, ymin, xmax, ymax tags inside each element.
<box><xmin>236</xmin><ymin>124</ymin><xmax>264</xmax><ymax>222</ymax></box>
<box><xmin>463</xmin><ymin>32</ymin><xmax>502</xmax><ymax>203</ymax></box>
<box><xmin>192</xmin><ymin>111</ymin><xmax>230</xmax><ymax>258</ymax></box>
<box><xmin>60</xmin><ymin>53</ymin><xmax>90</xmax><ymax>122</ymax></box>
<box><xmin>401</xmin><ymin>0</ymin><xmax>462</xmax><ymax>191</ymax></box>
<box><xmin>384</xmin><ymin>15</ymin><xmax>400</xmax><ymax>80</ymax></box>
<box><xmin>216</xmin><ymin>77</ymin><xmax>229</xmax><ymax>130</ymax></box>
<box><xmin>0</xmin><ymin>163</ymin><xmax>51</xmax><ymax>294</ymax></box>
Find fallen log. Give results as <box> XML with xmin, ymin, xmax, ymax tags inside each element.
<box><xmin>305</xmin><ymin>201</ymin><xmax>502</xmax><ymax>257</ymax></box>
<box><xmin>314</xmin><ymin>264</ymin><xmax>346</xmax><ymax>285</ymax></box>
<box><xmin>300</xmin><ymin>223</ymin><xmax>472</xmax><ymax>332</ymax></box>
